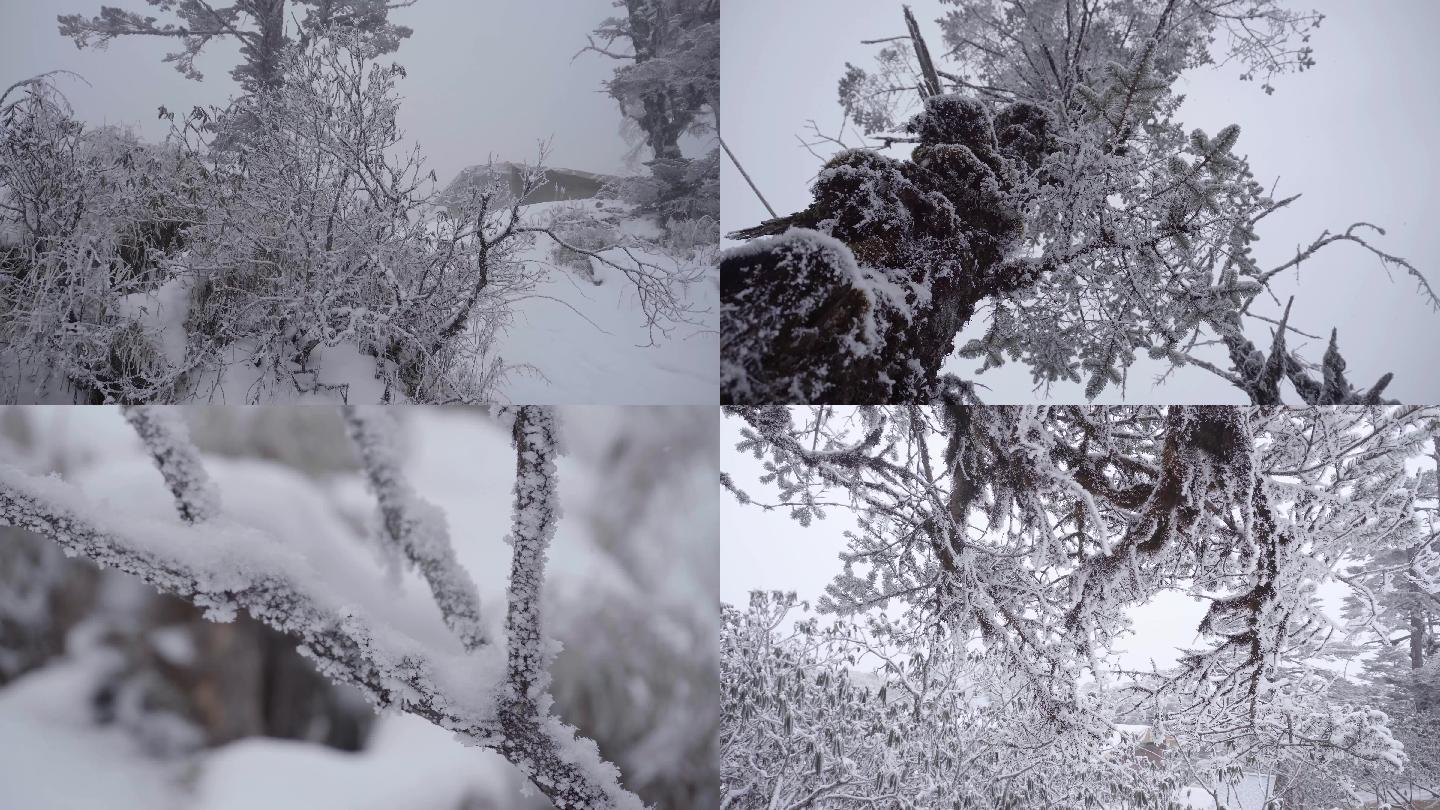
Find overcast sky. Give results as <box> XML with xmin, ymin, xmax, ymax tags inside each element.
<box><xmin>0</xmin><ymin>0</ymin><xmax>633</xmax><ymax>187</ymax></box>
<box><xmin>721</xmin><ymin>0</ymin><xmax>1440</xmax><ymax>404</ymax></box>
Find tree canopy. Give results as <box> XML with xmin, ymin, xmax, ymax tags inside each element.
<box><xmin>57</xmin><ymin>0</ymin><xmax>417</xmax><ymax>92</ymax></box>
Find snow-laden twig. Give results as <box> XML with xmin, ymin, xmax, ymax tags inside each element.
<box><xmin>488</xmin><ymin>406</ymin><xmax>640</xmax><ymax>808</ymax></box>
<box><xmin>341</xmin><ymin>405</ymin><xmax>486</xmax><ymax>651</ymax></box>
<box><xmin>499</xmin><ymin>405</ymin><xmax>562</xmax><ymax>699</ymax></box>
<box><xmin>121</xmin><ymin>405</ymin><xmax>220</xmax><ymax>524</ymax></box>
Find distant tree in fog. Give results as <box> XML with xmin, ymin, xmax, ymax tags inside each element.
<box><xmin>583</xmin><ymin>0</ymin><xmax>720</xmax><ymax>237</ymax></box>
<box><xmin>57</xmin><ymin>0</ymin><xmax>417</xmax><ymax>92</ymax></box>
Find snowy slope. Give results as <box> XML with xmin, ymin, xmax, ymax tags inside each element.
<box><xmin>493</xmin><ymin>199</ymin><xmax>718</xmax><ymax>405</ymax></box>
<box><xmin>0</xmin><ymin>656</ymin><xmax>182</xmax><ymax>810</ymax></box>
<box><xmin>194</xmin><ymin>715</ymin><xmax>523</xmax><ymax>810</ymax></box>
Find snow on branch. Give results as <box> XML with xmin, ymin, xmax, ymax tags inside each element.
<box><xmin>491</xmin><ymin>404</ymin><xmax>643</xmax><ymax>810</ymax></box>
<box><xmin>0</xmin><ymin>408</ymin><xmax>644</xmax><ymax>809</ymax></box>
<box><xmin>729</xmin><ymin>406</ymin><xmax>1435</xmax><ymax>709</ymax></box>
<box><xmin>121</xmin><ymin>405</ymin><xmax>221</xmax><ymax>524</ymax></box>
<box><xmin>341</xmin><ymin>405</ymin><xmax>486</xmax><ymax>651</ymax></box>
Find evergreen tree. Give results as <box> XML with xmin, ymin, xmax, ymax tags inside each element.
<box><xmin>1340</xmin><ymin>436</ymin><xmax>1440</xmax><ymax>803</ymax></box>
<box><xmin>57</xmin><ymin>0</ymin><xmax>417</xmax><ymax>93</ymax></box>
<box><xmin>585</xmin><ymin>0</ymin><xmax>718</xmax><ymax>162</ymax></box>
<box><xmin>583</xmin><ymin>0</ymin><xmax>719</xmax><ymax>235</ymax></box>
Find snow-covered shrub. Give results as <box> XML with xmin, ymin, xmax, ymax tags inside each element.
<box><xmin>0</xmin><ymin>81</ymin><xmax>199</xmax><ymax>403</ymax></box>
<box><xmin>723</xmin><ymin>592</ymin><xmax>1196</xmax><ymax>809</ymax></box>
<box><xmin>644</xmin><ymin>150</ymin><xmax>719</xmax><ymax>225</ymax></box>
<box><xmin>162</xmin><ymin>33</ymin><xmax>531</xmax><ymax>404</ymax></box>
<box><xmin>660</xmin><ymin>215</ymin><xmax>717</xmax><ymax>259</ymax></box>
<box><xmin>2</xmin><ymin>30</ymin><xmax>699</xmax><ymax>405</ymax></box>
<box><xmin>78</xmin><ymin>320</ymin><xmax>172</xmax><ymax>405</ymax></box>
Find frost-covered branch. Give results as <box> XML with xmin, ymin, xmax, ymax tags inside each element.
<box><xmin>121</xmin><ymin>405</ymin><xmax>220</xmax><ymax>524</ymax></box>
<box><xmin>0</xmin><ymin>409</ymin><xmax>643</xmax><ymax>809</ymax></box>
<box><xmin>341</xmin><ymin>405</ymin><xmax>486</xmax><ymax>651</ymax></box>
<box><xmin>725</xmin><ymin>405</ymin><xmax>1434</xmax><ymax>805</ymax></box>
<box><xmin>499</xmin><ymin>405</ymin><xmax>561</xmax><ymax>699</ymax></box>
<box><xmin>485</xmin><ymin>405</ymin><xmax>642</xmax><ymax>809</ymax></box>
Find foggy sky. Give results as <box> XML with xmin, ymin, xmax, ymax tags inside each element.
<box><xmin>721</xmin><ymin>0</ymin><xmax>1440</xmax><ymax>404</ymax></box>
<box><xmin>0</xmin><ymin>0</ymin><xmax>635</xmax><ymax>188</ymax></box>
<box><xmin>715</xmin><ymin>414</ymin><xmax>1214</xmax><ymax>671</ymax></box>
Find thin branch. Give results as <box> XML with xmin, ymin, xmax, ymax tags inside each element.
<box><xmin>341</xmin><ymin>405</ymin><xmax>487</xmax><ymax>651</ymax></box>
<box><xmin>904</xmin><ymin>5</ymin><xmax>944</xmax><ymax>97</ymax></box>
<box><xmin>121</xmin><ymin>405</ymin><xmax>220</xmax><ymax>524</ymax></box>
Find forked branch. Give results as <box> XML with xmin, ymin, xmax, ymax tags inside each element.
<box><xmin>0</xmin><ymin>406</ymin><xmax>643</xmax><ymax>809</ymax></box>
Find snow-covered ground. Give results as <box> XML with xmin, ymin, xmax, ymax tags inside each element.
<box><xmin>494</xmin><ymin>200</ymin><xmax>718</xmax><ymax>405</ymax></box>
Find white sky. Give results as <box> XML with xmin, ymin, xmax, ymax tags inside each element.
<box><xmin>0</xmin><ymin>0</ymin><xmax>635</xmax><ymax>187</ymax></box>
<box><xmin>720</xmin><ymin>0</ymin><xmax>1440</xmax><ymax>404</ymax></box>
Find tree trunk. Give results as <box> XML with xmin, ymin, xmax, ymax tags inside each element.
<box><xmin>625</xmin><ymin>0</ymin><xmax>685</xmax><ymax>161</ymax></box>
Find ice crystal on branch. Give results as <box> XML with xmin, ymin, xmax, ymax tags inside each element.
<box><xmin>0</xmin><ymin>407</ymin><xmax>645</xmax><ymax>809</ymax></box>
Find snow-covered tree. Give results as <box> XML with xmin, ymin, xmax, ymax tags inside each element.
<box><xmin>582</xmin><ymin>0</ymin><xmax>719</xmax><ymax>239</ymax></box>
<box><xmin>57</xmin><ymin>0</ymin><xmax>417</xmax><ymax>92</ymax></box>
<box><xmin>723</xmin><ymin>405</ymin><xmax>1439</xmax><ymax>805</ymax></box>
<box><xmin>0</xmin><ymin>405</ymin><xmax>646</xmax><ymax>809</ymax></box>
<box><xmin>584</xmin><ymin>0</ymin><xmax>718</xmax><ymax>163</ymax></box>
<box><xmin>1</xmin><ymin>29</ymin><xmax>700</xmax><ymax>403</ymax></box>
<box><xmin>722</xmin><ymin>1</ymin><xmax>1437</xmax><ymax>404</ymax></box>
<box><xmin>723</xmin><ymin>590</ymin><xmax>1206</xmax><ymax>809</ymax></box>
<box><xmin>1334</xmin><ymin>436</ymin><xmax>1440</xmax><ymax>805</ymax></box>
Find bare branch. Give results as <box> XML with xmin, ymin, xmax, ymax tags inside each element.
<box><xmin>121</xmin><ymin>405</ymin><xmax>220</xmax><ymax>524</ymax></box>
